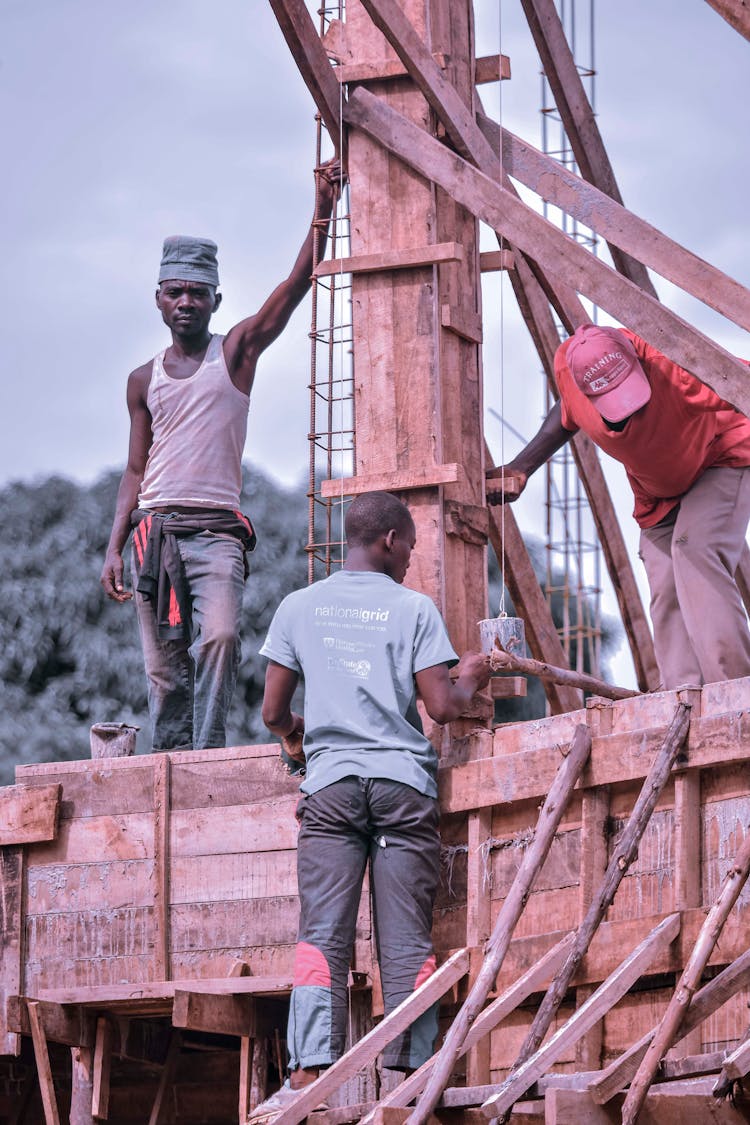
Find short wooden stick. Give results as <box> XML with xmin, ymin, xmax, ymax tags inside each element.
<box><xmin>489</xmin><ymin>649</ymin><xmax>639</xmax><ymax>701</ymax></box>
<box><xmin>408</xmin><ymin>726</ymin><xmax>592</xmax><ymax>1125</ymax></box>
<box><xmin>622</xmin><ymin>824</ymin><xmax>750</xmax><ymax>1123</ymax></box>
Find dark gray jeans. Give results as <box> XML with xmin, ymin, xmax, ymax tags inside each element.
<box><xmin>287</xmin><ymin>776</ymin><xmax>441</xmax><ymax>1072</ymax></box>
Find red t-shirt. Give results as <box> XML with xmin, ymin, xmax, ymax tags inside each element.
<box><xmin>555</xmin><ymin>330</ymin><xmax>750</xmax><ymax>528</ymax></box>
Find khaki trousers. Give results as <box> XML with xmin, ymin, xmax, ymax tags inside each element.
<box><xmin>638</xmin><ymin>466</ymin><xmax>750</xmax><ymax>689</ymax></box>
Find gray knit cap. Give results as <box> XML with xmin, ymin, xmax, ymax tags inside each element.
<box><xmin>158</xmin><ymin>235</ymin><xmax>220</xmax><ymax>286</ymax></box>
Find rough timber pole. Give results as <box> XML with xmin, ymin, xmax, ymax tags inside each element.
<box><xmin>344</xmin><ymin>0</ymin><xmax>487</xmax><ymax>676</ymax></box>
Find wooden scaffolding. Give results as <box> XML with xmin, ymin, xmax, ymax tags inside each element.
<box><xmin>3</xmin><ymin>0</ymin><xmax>750</xmax><ymax>1122</ymax></box>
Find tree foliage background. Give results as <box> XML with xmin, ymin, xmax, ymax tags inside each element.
<box><xmin>0</xmin><ymin>468</ymin><xmax>619</xmax><ymax>784</ymax></box>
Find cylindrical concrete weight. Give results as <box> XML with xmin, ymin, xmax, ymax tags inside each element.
<box><xmin>89</xmin><ymin>722</ymin><xmax>138</xmax><ymax>759</ymax></box>
<box><xmin>478</xmin><ymin>616</ymin><xmax>526</xmax><ymax>658</ymax></box>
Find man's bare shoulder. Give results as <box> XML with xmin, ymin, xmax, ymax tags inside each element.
<box><xmin>126</xmin><ymin>359</ymin><xmax>154</xmax><ymax>409</ymax></box>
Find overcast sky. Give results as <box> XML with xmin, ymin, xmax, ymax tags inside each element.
<box><xmin>3</xmin><ymin>1</ymin><xmax>748</xmax><ymax>679</ymax></box>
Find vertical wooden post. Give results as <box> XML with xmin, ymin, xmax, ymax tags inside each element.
<box><xmin>26</xmin><ymin>1001</ymin><xmax>61</xmax><ymax>1125</ymax></box>
<box><xmin>346</xmin><ymin>0</ymin><xmax>487</xmax><ymax>664</ymax></box>
<box><xmin>69</xmin><ymin>1045</ymin><xmax>94</xmax><ymax>1125</ymax></box>
<box><xmin>152</xmin><ymin>755</ymin><xmax>171</xmax><ymax>982</ymax></box>
<box><xmin>0</xmin><ymin>846</ymin><xmax>24</xmax><ymax>1057</ymax></box>
<box><xmin>92</xmin><ymin>1016</ymin><xmax>113</xmax><ymax>1121</ymax></box>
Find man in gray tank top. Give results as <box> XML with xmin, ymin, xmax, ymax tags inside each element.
<box><xmin>101</xmin><ymin>161</ymin><xmax>341</xmax><ymax>751</ymax></box>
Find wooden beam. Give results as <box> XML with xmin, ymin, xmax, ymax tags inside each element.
<box><xmin>270</xmin><ymin>949</ymin><xmax>470</xmax><ymax>1125</ymax></box>
<box><xmin>478</xmin><ymin>115</ymin><xmax>750</xmax><ymax>333</ymax></box>
<box><xmin>360</xmin><ymin>935</ymin><xmax>575</xmax><ymax>1125</ymax></box>
<box><xmin>321</xmin><ymin>464</ymin><xmax>463</xmax><ymax>498</ymax></box>
<box><xmin>714</xmin><ymin>1032</ymin><xmax>750</xmax><ymax>1096</ymax></box>
<box><xmin>440</xmin><ymin>304</ymin><xmax>483</xmax><ymax>344</ymax></box>
<box><xmin>489</xmin><ymin>676</ymin><xmax>527</xmax><ymax>699</ymax></box>
<box><xmin>517</xmin><ymin>0</ymin><xmax>656</xmax><ymax>293</ymax></box>
<box><xmin>489</xmin><ymin>650</ymin><xmax>639</xmax><ymax>701</ymax></box>
<box><xmin>622</xmin><ymin>823</ymin><xmax>750</xmax><ymax>1123</ymax></box>
<box><xmin>26</xmin><ymin>1001</ymin><xmax>61</xmax><ymax>1125</ymax></box>
<box><xmin>172</xmin><ymin>989</ymin><xmax>256</xmax><ymax>1038</ymax></box>
<box><xmin>480</xmin><ymin>913</ymin><xmax>681</xmax><ymax>1119</ymax></box>
<box><xmin>588</xmin><ymin>944</ymin><xmax>750</xmax><ymax>1104</ymax></box>
<box><xmin>152</xmin><ymin>755</ymin><xmax>170</xmax><ymax>982</ymax></box>
<box><xmin>92</xmin><ymin>1017</ymin><xmax>113</xmax><ymax>1121</ymax></box>
<box><xmin>6</xmin><ymin>998</ymin><xmax>94</xmax><ymax>1048</ymax></box>
<box><xmin>0</xmin><ymin>783</ymin><xmax>60</xmax><ymax>845</ymax></box>
<box><xmin>545</xmin><ymin>1083</ymin><xmax>749</xmax><ymax>1123</ymax></box>
<box><xmin>33</xmin><ymin>974</ymin><xmax>293</xmax><ymax>1007</ymax></box>
<box><xmin>479</xmin><ymin>250</ymin><xmax>514</xmax><ymax>272</ymax></box>
<box><xmin>344</xmin><ymin>89</ymin><xmax>750</xmax><ymax>416</ymax></box>
<box><xmin>704</xmin><ymin>0</ymin><xmax>750</xmax><ymax>41</ymax></box>
<box><xmin>267</xmin><ymin>0</ymin><xmax>343</xmax><ymax>149</ymax></box>
<box><xmin>314</xmin><ymin>241</ymin><xmax>464</xmax><ymax>277</ymax></box>
<box><xmin>334</xmin><ymin>51</ymin><xmax>447</xmax><ymax>84</ymax></box>
<box><xmin>0</xmin><ymin>847</ymin><xmax>24</xmax><ymax>1055</ymax></box>
<box><xmin>410</xmin><ymin>728</ymin><xmax>592</xmax><ymax>1125</ymax></box>
<box><xmin>474</xmin><ymin>54</ymin><xmax>511</xmax><ymax>84</ymax></box>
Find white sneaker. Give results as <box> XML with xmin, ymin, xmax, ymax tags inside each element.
<box><xmin>247</xmin><ymin>1080</ymin><xmax>327</xmax><ymax>1124</ymax></box>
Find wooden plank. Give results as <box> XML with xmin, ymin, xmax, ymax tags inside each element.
<box><xmin>26</xmin><ymin>813</ymin><xmax>154</xmax><ymax>864</ymax></box>
<box><xmin>34</xmin><ymin>974</ymin><xmax>293</xmax><ymax>1007</ymax></box>
<box><xmin>344</xmin><ymin>89</ymin><xmax>750</xmax><ymax>417</ymax></box>
<box><xmin>703</xmin><ymin>0</ymin><xmax>750</xmax><ymax>43</ymax></box>
<box><xmin>576</xmin><ymin>787</ymin><xmax>610</xmax><ymax>1071</ymax></box>
<box><xmin>171</xmin><ymin>850</ymin><xmax>298</xmax><ymax>906</ymax></box>
<box><xmin>170</xmin><ymin>798</ymin><xmax>300</xmax><ymax>857</ymax></box>
<box><xmin>0</xmin><ymin>784</ymin><xmax>61</xmax><ymax>845</ymax></box>
<box><xmin>270</xmin><ymin>949</ymin><xmax>470</xmax><ymax>1125</ymax></box>
<box><xmin>474</xmin><ymin>54</ymin><xmax>511</xmax><ymax>84</ymax></box>
<box><xmin>480</xmin><ymin>913</ymin><xmax>681</xmax><ymax>1118</ymax></box>
<box><xmin>517</xmin><ymin>0</ymin><xmax>656</xmax><ymax>294</ymax></box>
<box><xmin>321</xmin><ymin>464</ymin><xmax>462</xmax><ymax>499</ymax></box>
<box><xmin>0</xmin><ymin>846</ymin><xmax>24</xmax><ymax>1054</ymax></box>
<box><xmin>6</xmin><ymin>998</ymin><xmax>94</xmax><ymax>1047</ymax></box>
<box><xmin>489</xmin><ymin>677</ymin><xmax>527</xmax><ymax>700</ymax></box>
<box><xmin>267</xmin><ymin>0</ymin><xmax>343</xmax><ymax>149</ymax></box>
<box><xmin>465</xmin><ymin>808</ymin><xmax>493</xmax><ymax>1086</ymax></box>
<box><xmin>714</xmin><ymin>1033</ymin><xmax>750</xmax><ymax>1095</ymax></box>
<box><xmin>334</xmin><ymin>52</ymin><xmax>447</xmax><ymax>84</ymax></box>
<box><xmin>479</xmin><ymin>249</ymin><xmax>514</xmax><ymax>272</ymax></box>
<box><xmin>172</xmin><ymin>989</ymin><xmax>256</xmax><ymax>1037</ymax></box>
<box><xmin>26</xmin><ymin>859</ymin><xmax>155</xmax><ymax>915</ymax></box>
<box><xmin>440</xmin><ymin>704</ymin><xmax>750</xmax><ymax>815</ymax></box>
<box><xmin>92</xmin><ymin>1017</ymin><xmax>113</xmax><ymax>1121</ymax></box>
<box><xmin>152</xmin><ymin>756</ymin><xmax>170</xmax><ymax>981</ymax></box>
<box><xmin>440</xmin><ymin>304</ymin><xmax>483</xmax><ymax>344</ymax></box>
<box><xmin>545</xmin><ymin>1084</ymin><xmax>749</xmax><ymax>1124</ymax></box>
<box><xmin>478</xmin><ymin>115</ymin><xmax>750</xmax><ymax>333</ymax></box>
<box><xmin>588</xmin><ymin>944</ymin><xmax>750</xmax><ymax>1104</ymax></box>
<box><xmin>26</xmin><ymin>1001</ymin><xmax>61</xmax><ymax>1125</ymax></box>
<box><xmin>314</xmin><ymin>241</ymin><xmax>464</xmax><ymax>277</ymax></box>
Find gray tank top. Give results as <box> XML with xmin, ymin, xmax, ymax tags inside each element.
<box><xmin>138</xmin><ymin>334</ymin><xmax>250</xmax><ymax>510</ymax></box>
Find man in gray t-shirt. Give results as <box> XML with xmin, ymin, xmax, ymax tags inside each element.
<box><xmin>253</xmin><ymin>491</ymin><xmax>490</xmax><ymax>1121</ymax></box>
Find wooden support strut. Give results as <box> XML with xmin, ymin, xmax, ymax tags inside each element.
<box><xmin>510</xmin><ymin>701</ymin><xmax>691</xmax><ymax>1079</ymax></box>
<box><xmin>343</xmin><ymin>88</ymin><xmax>750</xmax><ymax>417</ymax></box>
<box><xmin>359</xmin><ymin>935</ymin><xmax>575</xmax><ymax>1125</ymax></box>
<box><xmin>26</xmin><ymin>1001</ymin><xmax>61</xmax><ymax>1125</ymax></box>
<box><xmin>269</xmin><ymin>949</ymin><xmax>471</xmax><ymax>1125</ymax></box>
<box><xmin>621</xmin><ymin>821</ymin><xmax>750</xmax><ymax>1123</ymax></box>
<box><xmin>589</xmin><ymin>944</ymin><xmax>750</xmax><ymax>1103</ymax></box>
<box><xmin>408</xmin><ymin>726</ymin><xmax>592</xmax><ymax>1125</ymax></box>
<box><xmin>479</xmin><ymin>913</ymin><xmax>682</xmax><ymax>1119</ymax></box>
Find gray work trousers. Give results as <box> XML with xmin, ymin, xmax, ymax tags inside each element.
<box><xmin>638</xmin><ymin>466</ymin><xmax>750</xmax><ymax>689</ymax></box>
<box><xmin>287</xmin><ymin>776</ymin><xmax>441</xmax><ymax>1072</ymax></box>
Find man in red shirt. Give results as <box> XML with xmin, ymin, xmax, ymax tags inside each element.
<box><xmin>488</xmin><ymin>323</ymin><xmax>750</xmax><ymax>689</ymax></box>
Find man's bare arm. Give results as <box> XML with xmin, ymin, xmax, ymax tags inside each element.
<box><xmin>100</xmin><ymin>364</ymin><xmax>153</xmax><ymax>602</ymax></box>
<box><xmin>416</xmin><ymin>652</ymin><xmax>491</xmax><ymax>725</ymax></box>
<box><xmin>223</xmin><ymin>161</ymin><xmax>342</xmax><ymax>395</ymax></box>
<box><xmin>262</xmin><ymin>661</ymin><xmax>305</xmax><ymax>762</ymax></box>
<box><xmin>486</xmin><ymin>400</ymin><xmax>576</xmax><ymax>504</ymax></box>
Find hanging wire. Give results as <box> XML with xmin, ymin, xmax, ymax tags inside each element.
<box><xmin>497</xmin><ymin>0</ymin><xmax>508</xmax><ymax>618</ymax></box>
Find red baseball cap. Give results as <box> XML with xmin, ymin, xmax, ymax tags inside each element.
<box><xmin>566</xmin><ymin>324</ymin><xmax>651</xmax><ymax>423</ymax></box>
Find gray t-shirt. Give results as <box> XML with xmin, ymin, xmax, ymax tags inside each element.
<box><xmin>260</xmin><ymin>569</ymin><xmax>458</xmax><ymax>798</ymax></box>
